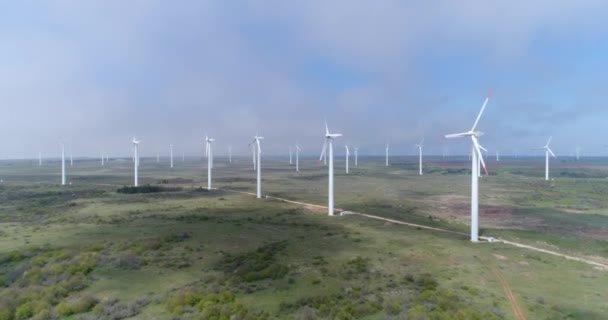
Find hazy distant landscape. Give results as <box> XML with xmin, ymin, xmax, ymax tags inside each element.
<box><xmin>0</xmin><ymin>157</ymin><xmax>606</xmax><ymax>319</ymax></box>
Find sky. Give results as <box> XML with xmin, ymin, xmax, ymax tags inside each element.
<box><xmin>1</xmin><ymin>0</ymin><xmax>608</xmax><ymax>159</ymax></box>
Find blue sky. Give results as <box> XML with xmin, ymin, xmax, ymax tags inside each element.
<box><xmin>1</xmin><ymin>1</ymin><xmax>608</xmax><ymax>158</ymax></box>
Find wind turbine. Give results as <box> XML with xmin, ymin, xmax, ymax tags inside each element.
<box><xmin>70</xmin><ymin>148</ymin><xmax>73</xmax><ymax>167</ymax></box>
<box><xmin>228</xmin><ymin>146</ymin><xmax>232</xmax><ymax>164</ymax></box>
<box><xmin>575</xmin><ymin>147</ymin><xmax>581</xmax><ymax>161</ymax></box>
<box><xmin>61</xmin><ymin>144</ymin><xmax>66</xmax><ymax>185</ymax></box>
<box><xmin>289</xmin><ymin>146</ymin><xmax>293</xmax><ymax>165</ymax></box>
<box><xmin>444</xmin><ymin>90</ymin><xmax>492</xmax><ymax>242</ymax></box>
<box><xmin>496</xmin><ymin>150</ymin><xmax>500</xmax><ymax>162</ymax></box>
<box><xmin>319</xmin><ymin>120</ymin><xmax>342</xmax><ymax>216</ymax></box>
<box><xmin>250</xmin><ymin>134</ymin><xmax>264</xmax><ymax>198</ymax></box>
<box><xmin>205</xmin><ymin>135</ymin><xmax>214</xmax><ymax>190</ymax></box>
<box><xmin>102</xmin><ymin>149</ymin><xmax>105</xmax><ymax>166</ymax></box>
<box><xmin>415</xmin><ymin>139</ymin><xmax>424</xmax><ymax>175</ymax></box>
<box><xmin>170</xmin><ymin>144</ymin><xmax>174</xmax><ymax>168</ymax></box>
<box><xmin>535</xmin><ymin>137</ymin><xmax>556</xmax><ymax>181</ymax></box>
<box><xmin>344</xmin><ymin>145</ymin><xmax>350</xmax><ymax>174</ymax></box>
<box><xmin>354</xmin><ymin>147</ymin><xmax>359</xmax><ymax>167</ymax></box>
<box><xmin>295</xmin><ymin>143</ymin><xmax>301</xmax><ymax>172</ymax></box>
<box><xmin>385</xmin><ymin>143</ymin><xmax>389</xmax><ymax>166</ymax></box>
<box><xmin>156</xmin><ymin>151</ymin><xmax>159</xmax><ymax>164</ymax></box>
<box><xmin>133</xmin><ymin>138</ymin><xmax>140</xmax><ymax>186</ymax></box>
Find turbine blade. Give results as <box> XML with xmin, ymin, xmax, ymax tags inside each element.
<box><xmin>324</xmin><ymin>118</ymin><xmax>329</xmax><ymax>135</ymax></box>
<box><xmin>319</xmin><ymin>140</ymin><xmax>327</xmax><ymax>161</ymax></box>
<box><xmin>471</xmin><ymin>90</ymin><xmax>492</xmax><ymax>131</ymax></box>
<box><xmin>548</xmin><ymin>147</ymin><xmax>557</xmax><ymax>158</ymax></box>
<box><xmin>546</xmin><ymin>136</ymin><xmax>553</xmax><ymax>147</ymax></box>
<box><xmin>472</xmin><ymin>136</ymin><xmax>489</xmax><ymax>175</ymax></box>
<box><xmin>444</xmin><ymin>132</ymin><xmax>470</xmax><ymax>139</ymax></box>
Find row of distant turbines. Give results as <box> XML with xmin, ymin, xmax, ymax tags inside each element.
<box><xmin>37</xmin><ymin>91</ymin><xmax>583</xmax><ymax>243</ymax></box>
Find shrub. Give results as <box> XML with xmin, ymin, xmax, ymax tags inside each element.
<box><xmin>55</xmin><ymin>302</ymin><xmax>73</xmax><ymax>317</ymax></box>
<box><xmin>15</xmin><ymin>302</ymin><xmax>33</xmax><ymax>320</ymax></box>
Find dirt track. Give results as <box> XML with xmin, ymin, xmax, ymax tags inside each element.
<box><xmin>218</xmin><ymin>187</ymin><xmax>608</xmax><ymax>270</ymax></box>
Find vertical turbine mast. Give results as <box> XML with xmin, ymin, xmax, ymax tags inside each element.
<box><xmin>250</xmin><ymin>135</ymin><xmax>264</xmax><ymax>198</ymax></box>
<box><xmin>415</xmin><ymin>139</ymin><xmax>424</xmax><ymax>175</ymax></box>
<box><xmin>320</xmin><ymin>120</ymin><xmax>342</xmax><ymax>216</ymax></box>
<box><xmin>132</xmin><ymin>138</ymin><xmax>140</xmax><ymax>186</ymax></box>
<box><xmin>170</xmin><ymin>144</ymin><xmax>174</xmax><ymax>168</ymax></box>
<box><xmin>205</xmin><ymin>136</ymin><xmax>215</xmax><ymax>190</ymax></box>
<box><xmin>61</xmin><ymin>144</ymin><xmax>66</xmax><ymax>185</ymax></box>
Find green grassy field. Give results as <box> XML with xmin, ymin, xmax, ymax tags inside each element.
<box><xmin>0</xmin><ymin>156</ymin><xmax>606</xmax><ymax>319</ymax></box>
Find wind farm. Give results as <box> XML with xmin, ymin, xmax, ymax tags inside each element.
<box><xmin>1</xmin><ymin>2</ymin><xmax>608</xmax><ymax>320</ymax></box>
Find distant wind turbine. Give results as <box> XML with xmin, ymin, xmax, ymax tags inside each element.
<box><xmin>250</xmin><ymin>134</ymin><xmax>264</xmax><ymax>198</ymax></box>
<box><xmin>102</xmin><ymin>149</ymin><xmax>105</xmax><ymax>166</ymax></box>
<box><xmin>444</xmin><ymin>90</ymin><xmax>492</xmax><ymax>242</ymax></box>
<box><xmin>228</xmin><ymin>146</ymin><xmax>232</xmax><ymax>164</ymax></box>
<box><xmin>205</xmin><ymin>135</ymin><xmax>215</xmax><ymax>190</ymax></box>
<box><xmin>354</xmin><ymin>147</ymin><xmax>359</xmax><ymax>167</ymax></box>
<box><xmin>70</xmin><ymin>148</ymin><xmax>73</xmax><ymax>167</ymax></box>
<box><xmin>295</xmin><ymin>143</ymin><xmax>301</xmax><ymax>172</ymax></box>
<box><xmin>415</xmin><ymin>139</ymin><xmax>424</xmax><ymax>175</ymax></box>
<box><xmin>170</xmin><ymin>144</ymin><xmax>174</xmax><ymax>168</ymax></box>
<box><xmin>385</xmin><ymin>143</ymin><xmax>389</xmax><ymax>166</ymax></box>
<box><xmin>344</xmin><ymin>145</ymin><xmax>350</xmax><ymax>174</ymax></box>
<box><xmin>535</xmin><ymin>137</ymin><xmax>556</xmax><ymax>181</ymax></box>
<box><xmin>496</xmin><ymin>150</ymin><xmax>499</xmax><ymax>162</ymax></box>
<box><xmin>61</xmin><ymin>144</ymin><xmax>66</xmax><ymax>185</ymax></box>
<box><xmin>133</xmin><ymin>138</ymin><xmax>140</xmax><ymax>186</ymax></box>
<box><xmin>575</xmin><ymin>146</ymin><xmax>581</xmax><ymax>161</ymax></box>
<box><xmin>289</xmin><ymin>146</ymin><xmax>293</xmax><ymax>165</ymax></box>
<box><xmin>319</xmin><ymin>120</ymin><xmax>342</xmax><ymax>216</ymax></box>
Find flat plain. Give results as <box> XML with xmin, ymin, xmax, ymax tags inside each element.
<box><xmin>0</xmin><ymin>155</ymin><xmax>606</xmax><ymax>320</ymax></box>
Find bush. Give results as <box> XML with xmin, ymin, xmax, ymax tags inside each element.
<box><xmin>216</xmin><ymin>241</ymin><xmax>289</xmax><ymax>283</ymax></box>
<box><xmin>15</xmin><ymin>302</ymin><xmax>33</xmax><ymax>320</ymax></box>
<box><xmin>116</xmin><ymin>185</ymin><xmax>181</xmax><ymax>194</ymax></box>
<box><xmin>55</xmin><ymin>302</ymin><xmax>73</xmax><ymax>317</ymax></box>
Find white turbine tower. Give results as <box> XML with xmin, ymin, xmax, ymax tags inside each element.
<box><xmin>319</xmin><ymin>120</ymin><xmax>342</xmax><ymax>216</ymax></box>
<box><xmin>205</xmin><ymin>136</ymin><xmax>214</xmax><ymax>190</ymax></box>
<box><xmin>575</xmin><ymin>146</ymin><xmax>581</xmax><ymax>161</ymax></box>
<box><xmin>385</xmin><ymin>143</ymin><xmax>389</xmax><ymax>166</ymax></box>
<box><xmin>228</xmin><ymin>146</ymin><xmax>232</xmax><ymax>164</ymax></box>
<box><xmin>415</xmin><ymin>139</ymin><xmax>424</xmax><ymax>175</ymax></box>
<box><xmin>170</xmin><ymin>144</ymin><xmax>174</xmax><ymax>168</ymax></box>
<box><xmin>344</xmin><ymin>145</ymin><xmax>350</xmax><ymax>174</ymax></box>
<box><xmin>444</xmin><ymin>91</ymin><xmax>492</xmax><ymax>242</ymax></box>
<box><xmin>535</xmin><ymin>137</ymin><xmax>556</xmax><ymax>181</ymax></box>
<box><xmin>102</xmin><ymin>149</ymin><xmax>105</xmax><ymax>166</ymax></box>
<box><xmin>496</xmin><ymin>150</ymin><xmax>500</xmax><ymax>162</ymax></box>
<box><xmin>295</xmin><ymin>143</ymin><xmax>301</xmax><ymax>172</ymax></box>
<box><xmin>354</xmin><ymin>147</ymin><xmax>359</xmax><ymax>167</ymax></box>
<box><xmin>249</xmin><ymin>135</ymin><xmax>264</xmax><ymax>198</ymax></box>
<box><xmin>156</xmin><ymin>151</ymin><xmax>159</xmax><ymax>164</ymax></box>
<box><xmin>251</xmin><ymin>143</ymin><xmax>257</xmax><ymax>170</ymax></box>
<box><xmin>61</xmin><ymin>144</ymin><xmax>66</xmax><ymax>185</ymax></box>
<box><xmin>132</xmin><ymin>138</ymin><xmax>140</xmax><ymax>186</ymax></box>
<box><xmin>70</xmin><ymin>148</ymin><xmax>73</xmax><ymax>166</ymax></box>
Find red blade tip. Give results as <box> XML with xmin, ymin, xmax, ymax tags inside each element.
<box><xmin>487</xmin><ymin>89</ymin><xmax>493</xmax><ymax>97</ymax></box>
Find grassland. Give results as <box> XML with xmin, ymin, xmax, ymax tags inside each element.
<box><xmin>0</xmin><ymin>155</ymin><xmax>606</xmax><ymax>319</ymax></box>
